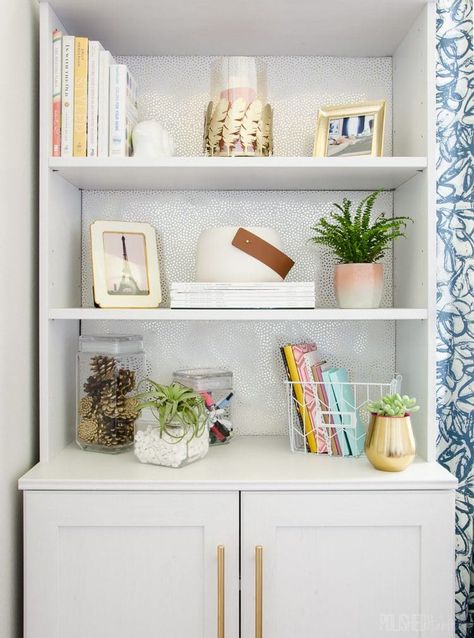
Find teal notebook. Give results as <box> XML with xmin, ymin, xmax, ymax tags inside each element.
<box><xmin>322</xmin><ymin>368</ymin><xmax>351</xmax><ymax>456</ymax></box>
<box><xmin>328</xmin><ymin>368</ymin><xmax>365</xmax><ymax>456</ymax></box>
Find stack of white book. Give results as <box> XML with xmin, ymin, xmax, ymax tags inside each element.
<box><xmin>52</xmin><ymin>30</ymin><xmax>138</xmax><ymax>158</ymax></box>
<box><xmin>170</xmin><ymin>283</ymin><xmax>315</xmax><ymax>309</ymax></box>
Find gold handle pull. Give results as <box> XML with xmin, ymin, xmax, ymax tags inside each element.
<box><xmin>217</xmin><ymin>545</ymin><xmax>225</xmax><ymax>638</ymax></box>
<box><xmin>255</xmin><ymin>545</ymin><xmax>263</xmax><ymax>638</ymax></box>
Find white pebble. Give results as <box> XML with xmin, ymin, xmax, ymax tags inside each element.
<box><xmin>134</xmin><ymin>424</ymin><xmax>209</xmax><ymax>468</ymax></box>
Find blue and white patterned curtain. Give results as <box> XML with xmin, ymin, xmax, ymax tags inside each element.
<box><xmin>436</xmin><ymin>1</ymin><xmax>473</xmax><ymax>636</ymax></box>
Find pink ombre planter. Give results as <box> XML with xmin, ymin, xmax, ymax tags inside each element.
<box><xmin>334</xmin><ymin>263</ymin><xmax>384</xmax><ymax>308</ymax></box>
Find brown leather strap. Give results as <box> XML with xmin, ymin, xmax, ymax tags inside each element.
<box><xmin>231</xmin><ymin>228</ymin><xmax>294</xmax><ymax>279</ymax></box>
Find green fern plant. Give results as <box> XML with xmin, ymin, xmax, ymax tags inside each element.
<box><xmin>308</xmin><ymin>190</ymin><xmax>413</xmax><ymax>263</ymax></box>
<box><xmin>135</xmin><ymin>381</ymin><xmax>207</xmax><ymax>442</ymax></box>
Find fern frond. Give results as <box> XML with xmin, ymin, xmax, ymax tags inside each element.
<box><xmin>308</xmin><ymin>190</ymin><xmax>413</xmax><ymax>264</ymax></box>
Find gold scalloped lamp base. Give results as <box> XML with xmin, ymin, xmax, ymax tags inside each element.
<box><xmin>204</xmin><ymin>99</ymin><xmax>273</xmax><ymax>157</ymax></box>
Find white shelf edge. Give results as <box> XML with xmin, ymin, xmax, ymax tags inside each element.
<box><xmin>49</xmin><ymin>156</ymin><xmax>428</xmax><ymax>169</ymax></box>
<box><xmin>48</xmin><ymin>156</ymin><xmax>428</xmax><ymax>191</ymax></box>
<box><xmin>19</xmin><ymin>437</ymin><xmax>457</xmax><ymax>492</ymax></box>
<box><xmin>49</xmin><ymin>308</ymin><xmax>429</xmax><ymax>321</ymax></box>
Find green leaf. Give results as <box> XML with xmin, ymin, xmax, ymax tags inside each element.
<box><xmin>308</xmin><ymin>190</ymin><xmax>414</xmax><ymax>264</ymax></box>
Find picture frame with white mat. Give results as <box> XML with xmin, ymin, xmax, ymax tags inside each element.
<box><xmin>90</xmin><ymin>220</ymin><xmax>162</xmax><ymax>308</ymax></box>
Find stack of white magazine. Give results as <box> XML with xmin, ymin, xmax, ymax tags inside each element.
<box><xmin>170</xmin><ymin>282</ymin><xmax>315</xmax><ymax>309</ymax></box>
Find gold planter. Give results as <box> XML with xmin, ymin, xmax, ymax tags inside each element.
<box><xmin>364</xmin><ymin>414</ymin><xmax>416</xmax><ymax>472</ymax></box>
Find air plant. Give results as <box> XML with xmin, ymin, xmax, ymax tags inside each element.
<box><xmin>135</xmin><ymin>381</ymin><xmax>207</xmax><ymax>442</ymax></box>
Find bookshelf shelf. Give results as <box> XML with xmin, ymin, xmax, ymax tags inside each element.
<box><xmin>19</xmin><ymin>436</ymin><xmax>456</xmax><ymax>492</ymax></box>
<box><xmin>49</xmin><ymin>307</ymin><xmax>429</xmax><ymax>321</ymax></box>
<box><xmin>49</xmin><ymin>156</ymin><xmax>427</xmax><ymax>191</ymax></box>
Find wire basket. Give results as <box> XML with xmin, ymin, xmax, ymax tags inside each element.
<box><xmin>286</xmin><ymin>374</ymin><xmax>402</xmax><ymax>456</ymax></box>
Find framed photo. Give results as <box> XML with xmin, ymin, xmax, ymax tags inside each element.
<box><xmin>313</xmin><ymin>100</ymin><xmax>386</xmax><ymax>158</ymax></box>
<box><xmin>91</xmin><ymin>221</ymin><xmax>162</xmax><ymax>308</ymax></box>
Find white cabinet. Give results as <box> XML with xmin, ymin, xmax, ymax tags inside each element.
<box><xmin>241</xmin><ymin>491</ymin><xmax>455</xmax><ymax>638</ymax></box>
<box><xmin>24</xmin><ymin>484</ymin><xmax>455</xmax><ymax>638</ymax></box>
<box><xmin>24</xmin><ymin>491</ymin><xmax>239</xmax><ymax>638</ymax></box>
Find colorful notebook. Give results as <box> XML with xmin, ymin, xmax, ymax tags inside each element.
<box><xmin>282</xmin><ymin>344</ymin><xmax>317</xmax><ymax>453</ymax></box>
<box><xmin>323</xmin><ymin>368</ymin><xmax>352</xmax><ymax>456</ymax></box>
<box><xmin>293</xmin><ymin>344</ymin><xmax>328</xmax><ymax>454</ymax></box>
<box><xmin>280</xmin><ymin>346</ymin><xmax>305</xmax><ymax>442</ymax></box>
<box><xmin>311</xmin><ymin>362</ymin><xmax>342</xmax><ymax>455</ymax></box>
<box><xmin>328</xmin><ymin>368</ymin><xmax>365</xmax><ymax>456</ymax></box>
<box><xmin>301</xmin><ymin>350</ymin><xmax>330</xmax><ymax>453</ymax></box>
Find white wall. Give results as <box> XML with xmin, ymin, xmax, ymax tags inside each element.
<box><xmin>0</xmin><ymin>1</ymin><xmax>38</xmax><ymax>637</ymax></box>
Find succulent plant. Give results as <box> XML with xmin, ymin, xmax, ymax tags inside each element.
<box><xmin>367</xmin><ymin>393</ymin><xmax>419</xmax><ymax>417</ymax></box>
<box><xmin>308</xmin><ymin>190</ymin><xmax>413</xmax><ymax>264</ymax></box>
<box><xmin>135</xmin><ymin>381</ymin><xmax>207</xmax><ymax>442</ymax></box>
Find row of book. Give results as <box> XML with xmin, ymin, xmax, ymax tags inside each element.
<box><xmin>281</xmin><ymin>341</ymin><xmax>365</xmax><ymax>455</ymax></box>
<box><xmin>170</xmin><ymin>282</ymin><xmax>315</xmax><ymax>309</ymax></box>
<box><xmin>52</xmin><ymin>30</ymin><xmax>138</xmax><ymax>158</ymax></box>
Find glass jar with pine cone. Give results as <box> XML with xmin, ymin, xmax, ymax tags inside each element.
<box><xmin>76</xmin><ymin>336</ymin><xmax>145</xmax><ymax>453</ymax></box>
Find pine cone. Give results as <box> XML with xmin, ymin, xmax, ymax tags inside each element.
<box><xmin>90</xmin><ymin>355</ymin><xmax>117</xmax><ymax>381</ymax></box>
<box><xmin>109</xmin><ymin>399</ymin><xmax>139</xmax><ymax>426</ymax></box>
<box><xmin>84</xmin><ymin>375</ymin><xmax>108</xmax><ymax>397</ymax></box>
<box><xmin>121</xmin><ymin>397</ymin><xmax>139</xmax><ymax>421</ymax></box>
<box><xmin>116</xmin><ymin>368</ymin><xmax>136</xmax><ymax>394</ymax></box>
<box><xmin>99</xmin><ymin>384</ymin><xmax>123</xmax><ymax>417</ymax></box>
<box><xmin>77</xmin><ymin>418</ymin><xmax>98</xmax><ymax>443</ymax></box>
<box><xmin>79</xmin><ymin>396</ymin><xmax>94</xmax><ymax>418</ymax></box>
<box><xmin>97</xmin><ymin>418</ymin><xmax>133</xmax><ymax>447</ymax></box>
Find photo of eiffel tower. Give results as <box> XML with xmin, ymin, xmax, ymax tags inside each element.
<box><xmin>109</xmin><ymin>234</ymin><xmax>148</xmax><ymax>295</ymax></box>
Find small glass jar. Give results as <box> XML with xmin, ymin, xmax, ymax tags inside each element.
<box><xmin>76</xmin><ymin>335</ymin><xmax>145</xmax><ymax>453</ymax></box>
<box><xmin>134</xmin><ymin>415</ymin><xmax>209</xmax><ymax>468</ymax></box>
<box><xmin>173</xmin><ymin>368</ymin><xmax>234</xmax><ymax>445</ymax></box>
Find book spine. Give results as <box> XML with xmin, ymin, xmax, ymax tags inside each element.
<box><xmin>280</xmin><ymin>347</ymin><xmax>305</xmax><ymax>446</ymax></box>
<box><xmin>336</xmin><ymin>368</ymin><xmax>365</xmax><ymax>456</ymax></box>
<box><xmin>60</xmin><ymin>35</ymin><xmax>75</xmax><ymax>157</ymax></box>
<box><xmin>312</xmin><ymin>364</ymin><xmax>342</xmax><ymax>455</ymax></box>
<box><xmin>86</xmin><ymin>41</ymin><xmax>102</xmax><ymax>157</ymax></box>
<box><xmin>110</xmin><ymin>65</ymin><xmax>138</xmax><ymax>157</ymax></box>
<box><xmin>109</xmin><ymin>65</ymin><xmax>127</xmax><ymax>157</ymax></box>
<box><xmin>125</xmin><ymin>107</ymin><xmax>138</xmax><ymax>156</ymax></box>
<box><xmin>283</xmin><ymin>345</ymin><xmax>317</xmax><ymax>453</ymax></box>
<box><xmin>98</xmin><ymin>51</ymin><xmax>114</xmax><ymax>157</ymax></box>
<box><xmin>126</xmin><ymin>72</ymin><xmax>139</xmax><ymax>155</ymax></box>
<box><xmin>302</xmin><ymin>354</ymin><xmax>330</xmax><ymax>454</ymax></box>
<box><xmin>323</xmin><ymin>369</ymin><xmax>351</xmax><ymax>456</ymax></box>
<box><xmin>73</xmin><ymin>36</ymin><xmax>88</xmax><ymax>157</ymax></box>
<box><xmin>52</xmin><ymin>29</ymin><xmax>62</xmax><ymax>157</ymax></box>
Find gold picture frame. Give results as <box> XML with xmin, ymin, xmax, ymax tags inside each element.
<box><xmin>91</xmin><ymin>220</ymin><xmax>162</xmax><ymax>308</ymax></box>
<box><xmin>313</xmin><ymin>100</ymin><xmax>386</xmax><ymax>158</ymax></box>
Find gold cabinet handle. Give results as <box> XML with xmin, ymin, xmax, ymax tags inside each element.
<box><xmin>217</xmin><ymin>545</ymin><xmax>225</xmax><ymax>638</ymax></box>
<box><xmin>255</xmin><ymin>546</ymin><xmax>263</xmax><ymax>638</ymax></box>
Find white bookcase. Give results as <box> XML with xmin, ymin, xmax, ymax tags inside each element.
<box><xmin>21</xmin><ymin>2</ymin><xmax>456</xmax><ymax>637</ymax></box>
<box><xmin>38</xmin><ymin>0</ymin><xmax>439</xmax><ymax>462</ymax></box>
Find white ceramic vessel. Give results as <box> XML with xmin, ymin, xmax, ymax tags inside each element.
<box><xmin>196</xmin><ymin>226</ymin><xmax>283</xmax><ymax>282</ymax></box>
<box><xmin>132</xmin><ymin>120</ymin><xmax>175</xmax><ymax>158</ymax></box>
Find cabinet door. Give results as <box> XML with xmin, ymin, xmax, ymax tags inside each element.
<box><xmin>25</xmin><ymin>491</ymin><xmax>239</xmax><ymax>638</ymax></box>
<box><xmin>241</xmin><ymin>491</ymin><xmax>454</xmax><ymax>638</ymax></box>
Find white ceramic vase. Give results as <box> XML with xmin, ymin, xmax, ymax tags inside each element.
<box><xmin>196</xmin><ymin>227</ymin><xmax>283</xmax><ymax>282</ymax></box>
